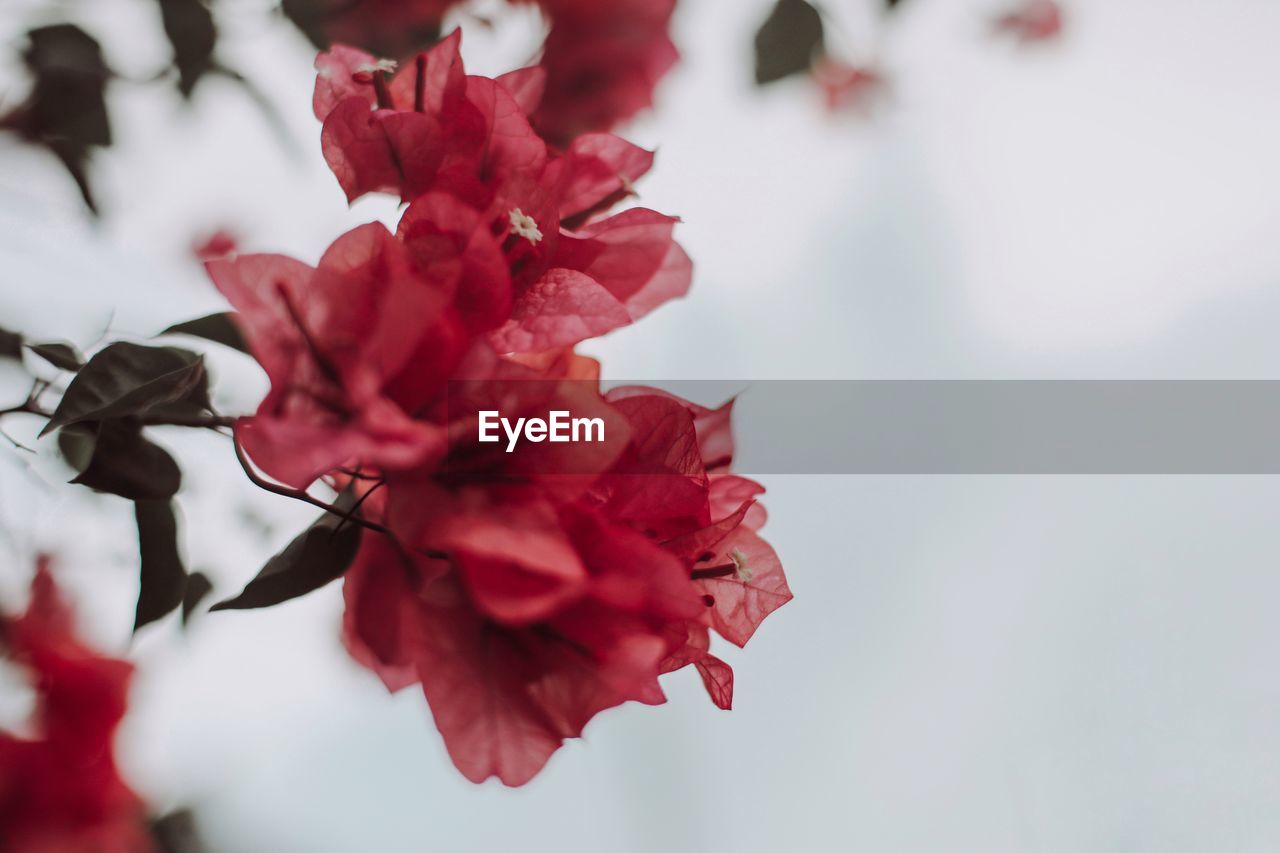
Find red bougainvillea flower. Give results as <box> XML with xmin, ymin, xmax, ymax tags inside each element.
<box><xmin>993</xmin><ymin>0</ymin><xmax>1064</xmax><ymax>43</ymax></box>
<box><xmin>526</xmin><ymin>0</ymin><xmax>680</xmax><ymax>145</ymax></box>
<box><xmin>312</xmin><ymin>32</ymin><xmax>691</xmax><ymax>353</ymax></box>
<box><xmin>0</xmin><ymin>558</ymin><xmax>154</xmax><ymax>852</ymax></box>
<box><xmin>206</xmin><ymin>222</ymin><xmax>469</xmax><ymax>488</ymax></box>
<box><xmin>342</xmin><ymin>379</ymin><xmax>791</xmax><ymax>786</ymax></box>
<box><xmin>207</xmin><ymin>24</ymin><xmax>786</xmax><ymax>789</ymax></box>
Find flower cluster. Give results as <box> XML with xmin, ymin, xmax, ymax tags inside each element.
<box><xmin>0</xmin><ymin>560</ymin><xmax>154</xmax><ymax>852</ymax></box>
<box><xmin>207</xmin><ymin>30</ymin><xmax>790</xmax><ymax>786</ymax></box>
<box><xmin>286</xmin><ymin>0</ymin><xmax>679</xmax><ymax>144</ymax></box>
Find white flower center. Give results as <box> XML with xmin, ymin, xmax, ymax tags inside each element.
<box><xmin>508</xmin><ymin>208</ymin><xmax>543</xmax><ymax>245</ymax></box>
<box><xmin>730</xmin><ymin>548</ymin><xmax>753</xmax><ymax>582</ymax></box>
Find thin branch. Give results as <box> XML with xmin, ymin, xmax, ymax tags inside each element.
<box><xmin>229</xmin><ymin>424</ymin><xmax>447</xmax><ymax>561</ymax></box>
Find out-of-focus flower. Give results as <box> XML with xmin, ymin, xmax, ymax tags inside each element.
<box><xmin>191</xmin><ymin>229</ymin><xmax>238</xmax><ymax>262</ymax></box>
<box><xmin>812</xmin><ymin>57</ymin><xmax>887</xmax><ymax>114</ymax></box>
<box><xmin>0</xmin><ymin>558</ymin><xmax>155</xmax><ymax>852</ymax></box>
<box><xmin>528</xmin><ymin>0</ymin><xmax>680</xmax><ymax>145</ymax></box>
<box><xmin>993</xmin><ymin>0</ymin><xmax>1064</xmax><ymax>43</ymax></box>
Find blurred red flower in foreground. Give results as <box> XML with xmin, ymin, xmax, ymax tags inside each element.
<box><xmin>994</xmin><ymin>0</ymin><xmax>1064</xmax><ymax>43</ymax></box>
<box><xmin>211</xmin><ymin>27</ymin><xmax>788</xmax><ymax>787</ymax></box>
<box><xmin>0</xmin><ymin>559</ymin><xmax>153</xmax><ymax>852</ymax></box>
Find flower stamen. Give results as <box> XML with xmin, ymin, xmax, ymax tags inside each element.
<box><xmin>508</xmin><ymin>208</ymin><xmax>543</xmax><ymax>244</ymax></box>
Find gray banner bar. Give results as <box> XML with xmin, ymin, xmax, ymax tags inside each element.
<box><xmin>610</xmin><ymin>381</ymin><xmax>1280</xmax><ymax>474</ymax></box>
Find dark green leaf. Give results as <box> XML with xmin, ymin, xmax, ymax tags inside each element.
<box><xmin>181</xmin><ymin>571</ymin><xmax>214</xmax><ymax>626</ymax></box>
<box><xmin>211</xmin><ymin>504</ymin><xmax>363</xmax><ymax>612</ymax></box>
<box><xmin>58</xmin><ymin>423</ymin><xmax>96</xmax><ymax>473</ymax></box>
<box><xmin>160</xmin><ymin>313</ymin><xmax>249</xmax><ymax>355</ymax></box>
<box><xmin>40</xmin><ymin>342</ymin><xmax>207</xmax><ymax>437</ymax></box>
<box><xmin>0</xmin><ymin>327</ymin><xmax>22</xmax><ymax>360</ymax></box>
<box><xmin>754</xmin><ymin>0</ymin><xmax>825</xmax><ymax>85</ymax></box>
<box><xmin>134</xmin><ymin>499</ymin><xmax>188</xmax><ymax>631</ymax></box>
<box><xmin>20</xmin><ymin>25</ymin><xmax>112</xmax><ymax>215</ymax></box>
<box><xmin>27</xmin><ymin>341</ymin><xmax>84</xmax><ymax>371</ymax></box>
<box><xmin>63</xmin><ymin>420</ymin><xmax>181</xmax><ymax>500</ymax></box>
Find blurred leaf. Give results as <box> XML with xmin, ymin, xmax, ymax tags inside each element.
<box><xmin>3</xmin><ymin>25</ymin><xmax>112</xmax><ymax>214</ymax></box>
<box><xmin>62</xmin><ymin>420</ymin><xmax>182</xmax><ymax>500</ymax></box>
<box><xmin>134</xmin><ymin>499</ymin><xmax>188</xmax><ymax>631</ymax></box>
<box><xmin>280</xmin><ymin>0</ymin><xmax>332</xmax><ymax>50</ymax></box>
<box><xmin>885</xmin><ymin>0</ymin><xmax>907</xmax><ymax>9</ymax></box>
<box><xmin>754</xmin><ymin>0</ymin><xmax>825</xmax><ymax>85</ymax></box>
<box><xmin>57</xmin><ymin>423</ymin><xmax>96</xmax><ymax>473</ymax></box>
<box><xmin>161</xmin><ymin>312</ymin><xmax>249</xmax><ymax>354</ymax></box>
<box><xmin>150</xmin><ymin>809</ymin><xmax>207</xmax><ymax>853</ymax></box>
<box><xmin>281</xmin><ymin>0</ymin><xmax>441</xmax><ymax>55</ymax></box>
<box><xmin>155</xmin><ymin>0</ymin><xmax>218</xmax><ymax>98</ymax></box>
<box><xmin>181</xmin><ymin>571</ymin><xmax>213</xmax><ymax>626</ymax></box>
<box><xmin>40</xmin><ymin>343</ymin><xmax>206</xmax><ymax>436</ymax></box>
<box><xmin>0</xmin><ymin>327</ymin><xmax>23</xmax><ymax>360</ymax></box>
<box><xmin>212</xmin><ymin>499</ymin><xmax>363</xmax><ymax>611</ymax></box>
<box><xmin>26</xmin><ymin>341</ymin><xmax>83</xmax><ymax>371</ymax></box>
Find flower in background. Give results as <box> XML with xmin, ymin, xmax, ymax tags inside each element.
<box><xmin>191</xmin><ymin>229</ymin><xmax>238</xmax><ymax>262</ymax></box>
<box><xmin>812</xmin><ymin>57</ymin><xmax>887</xmax><ymax>115</ymax></box>
<box><xmin>0</xmin><ymin>558</ymin><xmax>155</xmax><ymax>852</ymax></box>
<box><xmin>993</xmin><ymin>0</ymin><xmax>1064</xmax><ymax>43</ymax></box>
<box><xmin>528</xmin><ymin>0</ymin><xmax>680</xmax><ymax>145</ymax></box>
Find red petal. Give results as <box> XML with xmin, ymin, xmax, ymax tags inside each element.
<box><xmin>237</xmin><ymin>403</ymin><xmax>442</xmax><ymax>490</ymax></box>
<box><xmin>397</xmin><ymin>192</ymin><xmax>512</xmax><ymax>333</ymax></box>
<box><xmin>557</xmin><ymin>208</ymin><xmax>691</xmax><ymax>317</ymax></box>
<box><xmin>697</xmin><ymin>527</ymin><xmax>792</xmax><ymax>647</ymax></box>
<box><xmin>313</xmin><ymin>45</ymin><xmax>379</xmax><ymax>119</ymax></box>
<box><xmin>695</xmin><ymin>654</ymin><xmax>734</xmax><ymax>710</ymax></box>
<box><xmin>408</xmin><ymin>576</ymin><xmax>654</xmax><ymax>786</ymax></box>
<box><xmin>709</xmin><ymin>475</ymin><xmax>768</xmax><ymax>530</ymax></box>
<box><xmin>441</xmin><ymin>504</ymin><xmax>589</xmax><ymax>626</ymax></box>
<box><xmin>490</xmin><ymin>269</ymin><xmax>630</xmax><ymax>353</ymax></box>
<box><xmin>320</xmin><ymin>99</ymin><xmax>442</xmax><ymax>202</ymax></box>
<box><xmin>496</xmin><ymin>66</ymin><xmax>548</xmax><ymax>115</ymax></box>
<box><xmin>602</xmin><ymin>394</ymin><xmax>709</xmax><ymax>522</ymax></box>
<box><xmin>558</xmin><ymin>133</ymin><xmax>654</xmax><ymax>220</ymax></box>
<box><xmin>342</xmin><ymin>535</ymin><xmax>419</xmax><ymax>693</ymax></box>
<box><xmin>205</xmin><ymin>252</ymin><xmax>314</xmax><ymax>387</ymax></box>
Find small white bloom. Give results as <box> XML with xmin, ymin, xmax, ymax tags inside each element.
<box><xmin>730</xmin><ymin>548</ymin><xmax>753</xmax><ymax>582</ymax></box>
<box><xmin>508</xmin><ymin>208</ymin><xmax>543</xmax><ymax>244</ymax></box>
